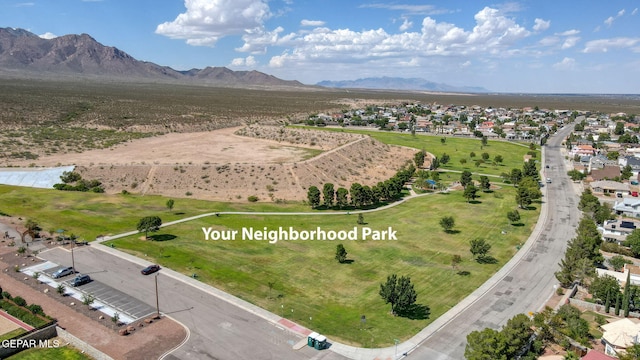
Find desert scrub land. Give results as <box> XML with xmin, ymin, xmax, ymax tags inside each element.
<box><xmin>235</xmin><ymin>124</ymin><xmax>364</xmax><ymax>149</ymax></box>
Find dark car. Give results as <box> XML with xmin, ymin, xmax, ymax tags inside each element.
<box><xmin>70</xmin><ymin>274</ymin><xmax>91</xmax><ymax>287</ymax></box>
<box><xmin>141</xmin><ymin>264</ymin><xmax>160</xmax><ymax>275</ymax></box>
<box><xmin>52</xmin><ymin>266</ymin><xmax>75</xmax><ymax>279</ymax></box>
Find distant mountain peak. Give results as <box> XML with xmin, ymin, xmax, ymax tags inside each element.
<box><xmin>316</xmin><ymin>76</ymin><xmax>489</xmax><ymax>93</ymax></box>
<box><xmin>0</xmin><ymin>27</ymin><xmax>304</xmax><ymax>88</ymax></box>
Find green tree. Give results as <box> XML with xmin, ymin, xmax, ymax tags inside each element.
<box><xmin>470</xmin><ymin>238</ymin><xmax>491</xmax><ymax>260</ymax></box>
<box><xmin>307</xmin><ymin>186</ymin><xmax>321</xmax><ymax>208</ymax></box>
<box><xmin>494</xmin><ymin>154</ymin><xmax>504</xmax><ymax>164</ymax></box>
<box><xmin>440</xmin><ymin>216</ymin><xmax>455</xmax><ymax>233</ymax></box>
<box><xmin>335</xmin><ymin>244</ymin><xmax>347</xmax><ymax>263</ymax></box>
<box><xmin>615</xmin><ymin>121</ymin><xmax>625</xmax><ymax>135</ymax></box>
<box><xmin>137</xmin><ymin>216</ymin><xmax>162</xmax><ymax>240</ymax></box>
<box><xmin>414</xmin><ymin>151</ymin><xmax>425</xmax><ymax>168</ymax></box>
<box><xmin>501</xmin><ymin>314</ymin><xmax>534</xmax><ymax>359</ymax></box>
<box><xmin>516</xmin><ymin>186</ymin><xmax>533</xmax><ymax>209</ymax></box>
<box><xmin>357</xmin><ymin>213</ymin><xmax>365</xmax><ymax>225</ymax></box>
<box><xmin>510</xmin><ymin>168</ymin><xmax>523</xmax><ymax>185</ymax></box>
<box><xmin>460</xmin><ymin>170</ymin><xmax>473</xmax><ymax>187</ymax></box>
<box><xmin>522</xmin><ymin>160</ymin><xmax>538</xmax><ymax>180</ymax></box>
<box><xmin>624</xmin><ymin>270</ymin><xmax>631</xmax><ymax>317</ymax></box>
<box><xmin>609</xmin><ymin>255</ymin><xmax>631</xmax><ymax>272</ymax></box>
<box><xmin>430</xmin><ymin>156</ymin><xmax>440</xmax><ymax>170</ymax></box>
<box><xmin>507</xmin><ymin>209</ymin><xmax>521</xmax><ymax>224</ymax></box>
<box><xmin>481</xmin><ymin>152</ymin><xmax>490</xmax><ymax>161</ymax></box>
<box><xmin>567</xmin><ymin>169</ymin><xmax>586</xmax><ymax>181</ymax></box>
<box><xmin>378</xmin><ymin>274</ymin><xmax>418</xmax><ymax>315</ymax></box>
<box><xmin>440</xmin><ymin>153</ymin><xmax>450</xmax><ymax>164</ymax></box>
<box><xmin>451</xmin><ymin>254</ymin><xmax>462</xmax><ymax>271</ymax></box>
<box><xmin>627</xmin><ymin>228</ymin><xmax>640</xmax><ymax>257</ymax></box>
<box><xmin>463</xmin><ymin>184</ymin><xmax>478</xmax><ymax>202</ymax></box>
<box><xmin>589</xmin><ymin>275</ymin><xmax>620</xmax><ymax>302</ymax></box>
<box><xmin>166</xmin><ymin>199</ymin><xmax>175</xmax><ymax>212</ymax></box>
<box><xmin>465</xmin><ymin>328</ymin><xmax>505</xmax><ymax>360</ymax></box>
<box><xmin>336</xmin><ymin>187</ymin><xmax>349</xmax><ymax>208</ymax></box>
<box><xmin>481</xmin><ymin>136</ymin><xmax>488</xmax><ymax>146</ymax></box>
<box><xmin>622</xmin><ymin>164</ymin><xmax>633</xmax><ymax>180</ymax></box>
<box><xmin>460</xmin><ymin>158</ymin><xmax>467</xmax><ymax>165</ymax></box>
<box><xmin>470</xmin><ymin>151</ymin><xmax>476</xmax><ymax>158</ymax></box>
<box><xmin>479</xmin><ymin>176</ymin><xmax>491</xmax><ymax>192</ymax></box>
<box><xmin>322</xmin><ymin>183</ymin><xmax>335</xmax><ymax>207</ymax></box>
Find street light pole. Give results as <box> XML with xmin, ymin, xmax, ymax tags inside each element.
<box><xmin>155</xmin><ymin>273</ymin><xmax>160</xmax><ymax>318</ymax></box>
<box><xmin>394</xmin><ymin>339</ymin><xmax>399</xmax><ymax>359</ymax></box>
<box><xmin>71</xmin><ymin>245</ymin><xmax>75</xmax><ymax>272</ymax></box>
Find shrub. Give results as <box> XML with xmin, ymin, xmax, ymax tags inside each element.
<box><xmin>2</xmin><ymin>291</ymin><xmax>11</xmax><ymax>300</ymax></box>
<box><xmin>12</xmin><ymin>296</ymin><xmax>26</xmax><ymax>307</ymax></box>
<box><xmin>27</xmin><ymin>304</ymin><xmax>43</xmax><ymax>315</ymax></box>
<box><xmin>248</xmin><ymin>195</ymin><xmax>259</xmax><ymax>202</ymax></box>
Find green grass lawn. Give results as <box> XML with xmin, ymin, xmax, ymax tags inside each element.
<box><xmin>7</xmin><ymin>345</ymin><xmax>93</xmax><ymax>360</ymax></box>
<box><xmin>296</xmin><ymin>126</ymin><xmax>538</xmax><ymax>177</ymax></box>
<box><xmin>0</xmin><ymin>130</ymin><xmax>540</xmax><ymax>347</ymax></box>
<box><xmin>0</xmin><ymin>328</ymin><xmax>26</xmax><ymax>342</ymax></box>
<box><xmin>107</xmin><ymin>187</ymin><xmax>539</xmax><ymax>346</ymax></box>
<box><xmin>0</xmin><ymin>185</ymin><xmax>309</xmax><ymax>240</ymax></box>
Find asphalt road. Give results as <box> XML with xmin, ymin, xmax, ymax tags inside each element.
<box><xmin>408</xmin><ymin>125</ymin><xmax>579</xmax><ymax>359</ymax></box>
<box><xmin>38</xmin><ymin>246</ymin><xmax>345</xmax><ymax>360</ymax></box>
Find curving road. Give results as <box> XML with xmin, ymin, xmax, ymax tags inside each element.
<box><xmin>405</xmin><ymin>125</ymin><xmax>579</xmax><ymax>359</ymax></box>
<box><xmin>33</xmin><ymin>126</ymin><xmax>579</xmax><ymax>360</ymax></box>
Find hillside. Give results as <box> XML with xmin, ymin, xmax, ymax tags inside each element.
<box><xmin>0</xmin><ymin>27</ymin><xmax>303</xmax><ymax>87</ymax></box>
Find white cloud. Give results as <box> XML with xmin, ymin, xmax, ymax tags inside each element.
<box><xmin>399</xmin><ymin>18</ymin><xmax>413</xmax><ymax>31</ymax></box>
<box><xmin>604</xmin><ymin>8</ymin><xmax>626</xmax><ymax>27</ymax></box>
<box><xmin>236</xmin><ymin>26</ymin><xmax>284</xmax><ymax>54</ymax></box>
<box><xmin>633</xmin><ymin>8</ymin><xmax>638</xmax><ymax>16</ymax></box>
<box><xmin>300</xmin><ymin>20</ymin><xmax>325</xmax><ymax>27</ymax></box>
<box><xmin>461</xmin><ymin>60</ymin><xmax>471</xmax><ymax>67</ymax></box>
<box><xmin>583</xmin><ymin>37</ymin><xmax>640</xmax><ymax>53</ymax></box>
<box><xmin>604</xmin><ymin>16</ymin><xmax>615</xmax><ymax>27</ymax></box>
<box><xmin>156</xmin><ymin>0</ymin><xmax>271</xmax><ymax>46</ymax></box>
<box><xmin>38</xmin><ymin>32</ymin><xmax>57</xmax><ymax>39</ymax></box>
<box><xmin>266</xmin><ymin>7</ymin><xmax>531</xmax><ymax>69</ymax></box>
<box><xmin>561</xmin><ymin>36</ymin><xmax>580</xmax><ymax>49</ymax></box>
<box><xmin>230</xmin><ymin>56</ymin><xmax>257</xmax><ymax>67</ymax></box>
<box><xmin>533</xmin><ymin>18</ymin><xmax>550</xmax><ymax>32</ymax></box>
<box><xmin>14</xmin><ymin>2</ymin><xmax>34</xmax><ymax>6</ymax></box>
<box><xmin>557</xmin><ymin>29</ymin><xmax>580</xmax><ymax>36</ymax></box>
<box><xmin>553</xmin><ymin>57</ymin><xmax>576</xmax><ymax>70</ymax></box>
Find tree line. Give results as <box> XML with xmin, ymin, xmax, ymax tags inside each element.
<box><xmin>306</xmin><ymin>163</ymin><xmax>416</xmax><ymax>209</ymax></box>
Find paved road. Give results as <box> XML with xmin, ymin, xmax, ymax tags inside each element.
<box><xmin>38</xmin><ymin>246</ymin><xmax>345</xmax><ymax>360</ymax></box>
<box><xmin>406</xmin><ymin>125</ymin><xmax>579</xmax><ymax>359</ymax></box>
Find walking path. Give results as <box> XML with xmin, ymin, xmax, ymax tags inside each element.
<box><xmin>88</xmin><ymin>153</ymin><xmax>552</xmax><ymax>359</ymax></box>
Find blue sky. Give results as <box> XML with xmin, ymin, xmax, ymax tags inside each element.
<box><xmin>1</xmin><ymin>0</ymin><xmax>639</xmax><ymax>93</ymax></box>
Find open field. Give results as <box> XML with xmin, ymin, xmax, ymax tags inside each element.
<box><xmin>1</xmin><ymin>77</ymin><xmax>638</xmax><ymax>163</ymax></box>
<box><xmin>105</xmin><ymin>187</ymin><xmax>539</xmax><ymax>347</ymax></box>
<box><xmin>0</xmin><ymin>185</ymin><xmax>310</xmax><ymax>240</ymax></box>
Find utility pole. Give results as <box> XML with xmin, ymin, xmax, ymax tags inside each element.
<box><xmin>71</xmin><ymin>245</ymin><xmax>75</xmax><ymax>272</ymax></box>
<box><xmin>155</xmin><ymin>273</ymin><xmax>160</xmax><ymax>318</ymax></box>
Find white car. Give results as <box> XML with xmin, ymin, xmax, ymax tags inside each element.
<box><xmin>546</xmin><ymin>178</ymin><xmax>552</xmax><ymax>183</ymax></box>
<box><xmin>52</xmin><ymin>267</ymin><xmax>75</xmax><ymax>279</ymax></box>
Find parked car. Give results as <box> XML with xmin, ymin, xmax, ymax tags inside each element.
<box><xmin>546</xmin><ymin>178</ymin><xmax>552</xmax><ymax>183</ymax></box>
<box><xmin>70</xmin><ymin>274</ymin><xmax>91</xmax><ymax>287</ymax></box>
<box><xmin>52</xmin><ymin>267</ymin><xmax>75</xmax><ymax>279</ymax></box>
<box><xmin>141</xmin><ymin>264</ymin><xmax>160</xmax><ymax>275</ymax></box>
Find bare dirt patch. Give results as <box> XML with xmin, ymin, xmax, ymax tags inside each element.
<box><xmin>13</xmin><ymin>125</ymin><xmax>416</xmax><ymax>202</ymax></box>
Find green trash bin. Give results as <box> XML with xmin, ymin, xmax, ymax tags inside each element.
<box><xmin>307</xmin><ymin>332</ymin><xmax>318</xmax><ymax>347</ymax></box>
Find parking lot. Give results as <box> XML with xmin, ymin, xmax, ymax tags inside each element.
<box><xmin>22</xmin><ymin>262</ymin><xmax>156</xmax><ymax>323</ymax></box>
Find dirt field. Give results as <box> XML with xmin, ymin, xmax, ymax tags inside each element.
<box><xmin>12</xmin><ymin>125</ymin><xmax>416</xmax><ymax>202</ymax></box>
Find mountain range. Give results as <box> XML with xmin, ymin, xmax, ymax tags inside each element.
<box><xmin>0</xmin><ymin>27</ymin><xmax>488</xmax><ymax>92</ymax></box>
<box><xmin>0</xmin><ymin>27</ymin><xmax>303</xmax><ymax>88</ymax></box>
<box><xmin>316</xmin><ymin>77</ymin><xmax>489</xmax><ymax>93</ymax></box>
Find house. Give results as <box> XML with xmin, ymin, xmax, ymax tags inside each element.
<box><xmin>590</xmin><ymin>166</ymin><xmax>622</xmax><ymax>182</ymax></box>
<box><xmin>601</xmin><ymin>318</ymin><xmax>640</xmax><ymax>357</ymax></box>
<box><xmin>590</xmin><ymin>180</ymin><xmax>629</xmax><ymax>195</ymax></box>
<box><xmin>571</xmin><ymin>145</ymin><xmax>597</xmax><ymax>157</ymax></box>
<box><xmin>614</xmin><ymin>198</ymin><xmax>640</xmax><ymax>217</ymax></box>
<box><xmin>600</xmin><ymin>219</ymin><xmax>640</xmax><ymax>243</ymax></box>
<box><xmin>589</xmin><ymin>155</ymin><xmax>618</xmax><ymax>172</ymax></box>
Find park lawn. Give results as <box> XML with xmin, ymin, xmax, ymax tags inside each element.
<box><xmin>0</xmin><ymin>185</ymin><xmax>310</xmax><ymax>240</ymax></box>
<box><xmin>0</xmin><ymin>328</ymin><xmax>26</xmax><ymax>342</ymax></box>
<box><xmin>7</xmin><ymin>345</ymin><xmax>92</xmax><ymax>360</ymax></box>
<box><xmin>107</xmin><ymin>186</ymin><xmax>540</xmax><ymax>347</ymax></box>
<box><xmin>297</xmin><ymin>126</ymin><xmax>538</xmax><ymax>177</ymax></box>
